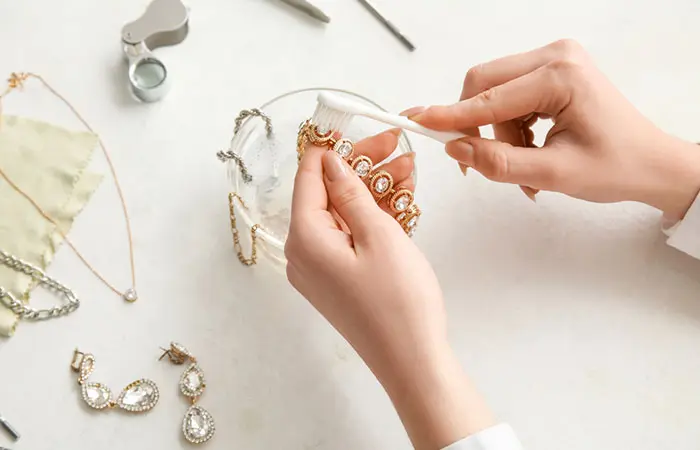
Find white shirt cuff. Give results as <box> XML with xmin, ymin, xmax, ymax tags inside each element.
<box><xmin>442</xmin><ymin>424</ymin><xmax>523</xmax><ymax>450</ymax></box>
<box><xmin>663</xmin><ymin>190</ymin><xmax>700</xmax><ymax>260</ymax></box>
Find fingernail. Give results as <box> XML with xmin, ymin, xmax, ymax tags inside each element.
<box><xmin>399</xmin><ymin>106</ymin><xmax>427</xmax><ymax>118</ymax></box>
<box><xmin>445</xmin><ymin>140</ymin><xmax>474</xmax><ymax>162</ymax></box>
<box><xmin>458</xmin><ymin>162</ymin><xmax>468</xmax><ymax>176</ymax></box>
<box><xmin>323</xmin><ymin>151</ymin><xmax>348</xmax><ymax>181</ymax></box>
<box><xmin>388</xmin><ymin>128</ymin><xmax>402</xmax><ymax>136</ymax></box>
<box><xmin>521</xmin><ymin>186</ymin><xmax>538</xmax><ymax>203</ymax></box>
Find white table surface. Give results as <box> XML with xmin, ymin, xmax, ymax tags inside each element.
<box><xmin>2</xmin><ymin>0</ymin><xmax>700</xmax><ymax>449</ymax></box>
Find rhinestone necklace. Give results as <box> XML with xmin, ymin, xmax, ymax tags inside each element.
<box><xmin>0</xmin><ymin>72</ymin><xmax>138</xmax><ymax>302</ymax></box>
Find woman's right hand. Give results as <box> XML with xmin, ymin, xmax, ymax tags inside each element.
<box><xmin>404</xmin><ymin>39</ymin><xmax>700</xmax><ymax>220</ymax></box>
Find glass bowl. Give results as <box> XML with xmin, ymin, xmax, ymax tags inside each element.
<box><xmin>225</xmin><ymin>88</ymin><xmax>415</xmax><ymax>271</ymax></box>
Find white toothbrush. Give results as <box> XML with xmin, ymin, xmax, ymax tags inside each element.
<box><xmin>312</xmin><ymin>92</ymin><xmax>466</xmax><ymax>144</ymax></box>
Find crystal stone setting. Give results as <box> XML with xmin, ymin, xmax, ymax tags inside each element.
<box><xmin>82</xmin><ymin>382</ymin><xmax>113</xmax><ymax>409</ymax></box>
<box><xmin>78</xmin><ymin>353</ymin><xmax>96</xmax><ymax>383</ymax></box>
<box><xmin>370</xmin><ymin>171</ymin><xmax>393</xmax><ymax>198</ymax></box>
<box><xmin>180</xmin><ymin>363</ymin><xmax>206</xmax><ymax>398</ymax></box>
<box><xmin>182</xmin><ymin>405</ymin><xmax>216</xmax><ymax>444</ymax></box>
<box><xmin>351</xmin><ymin>156</ymin><xmax>373</xmax><ymax>179</ymax></box>
<box><xmin>117</xmin><ymin>378</ymin><xmax>160</xmax><ymax>413</ymax></box>
<box><xmin>389</xmin><ymin>188</ymin><xmax>414</xmax><ymax>213</ymax></box>
<box><xmin>355</xmin><ymin>161</ymin><xmax>370</xmax><ymax>176</ymax></box>
<box><xmin>333</xmin><ymin>139</ymin><xmax>354</xmax><ymax>159</ymax></box>
<box><xmin>171</xmin><ymin>342</ymin><xmax>194</xmax><ymax>360</ymax></box>
<box><xmin>123</xmin><ymin>288</ymin><xmax>138</xmax><ymax>302</ymax></box>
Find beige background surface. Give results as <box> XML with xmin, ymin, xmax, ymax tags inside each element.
<box><xmin>1</xmin><ymin>0</ymin><xmax>699</xmax><ymax>449</ymax></box>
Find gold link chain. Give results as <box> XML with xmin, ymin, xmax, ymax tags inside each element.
<box><xmin>227</xmin><ymin>192</ymin><xmax>260</xmax><ymax>266</ymax></box>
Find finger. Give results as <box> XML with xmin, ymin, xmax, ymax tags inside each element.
<box><xmin>291</xmin><ymin>144</ymin><xmax>328</xmax><ymax>219</ymax></box>
<box><xmin>322</xmin><ymin>151</ymin><xmax>384</xmax><ymax>241</ymax></box>
<box><xmin>493</xmin><ymin>120</ymin><xmax>526</xmax><ymax>148</ymax></box>
<box><xmin>520</xmin><ymin>186</ymin><xmax>539</xmax><ymax>202</ymax></box>
<box><xmin>353</xmin><ymin>128</ymin><xmax>401</xmax><ymax>164</ymax></box>
<box><xmin>460</xmin><ymin>42</ymin><xmax>566</xmax><ymax>102</ymax></box>
<box><xmin>492</xmin><ymin>120</ymin><xmax>541</xmax><ymax>202</ymax></box>
<box><xmin>411</xmin><ymin>64</ymin><xmax>574</xmax><ymax>131</ymax></box>
<box><xmin>459</xmin><ymin>46</ymin><xmax>553</xmax><ymax>138</ymax></box>
<box><xmin>373</xmin><ymin>152</ymin><xmax>415</xmax><ymax>187</ymax></box>
<box><xmin>445</xmin><ymin>136</ymin><xmax>561</xmax><ymax>189</ymax></box>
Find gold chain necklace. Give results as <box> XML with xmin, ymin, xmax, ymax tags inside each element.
<box><xmin>0</xmin><ymin>72</ymin><xmax>139</xmax><ymax>302</ymax></box>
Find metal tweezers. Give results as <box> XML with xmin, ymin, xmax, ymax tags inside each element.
<box><xmin>279</xmin><ymin>0</ymin><xmax>330</xmax><ymax>23</ymax></box>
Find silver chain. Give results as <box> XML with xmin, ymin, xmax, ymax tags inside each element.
<box><xmin>216</xmin><ymin>108</ymin><xmax>275</xmax><ymax>184</ymax></box>
<box><xmin>0</xmin><ymin>249</ymin><xmax>80</xmax><ymax>320</ymax></box>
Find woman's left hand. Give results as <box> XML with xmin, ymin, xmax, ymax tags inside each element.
<box><xmin>285</xmin><ymin>130</ymin><xmax>494</xmax><ymax>449</ymax></box>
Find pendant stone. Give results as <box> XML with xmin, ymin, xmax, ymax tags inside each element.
<box><xmin>123</xmin><ymin>288</ymin><xmax>138</xmax><ymax>302</ymax></box>
<box><xmin>82</xmin><ymin>382</ymin><xmax>113</xmax><ymax>409</ymax></box>
<box><xmin>182</xmin><ymin>405</ymin><xmax>216</xmax><ymax>444</ymax></box>
<box><xmin>180</xmin><ymin>363</ymin><xmax>206</xmax><ymax>398</ymax></box>
<box><xmin>117</xmin><ymin>379</ymin><xmax>160</xmax><ymax>413</ymax></box>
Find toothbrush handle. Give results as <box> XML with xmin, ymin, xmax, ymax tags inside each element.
<box><xmin>366</xmin><ymin>110</ymin><xmax>466</xmax><ymax>144</ymax></box>
<box><xmin>398</xmin><ymin>118</ymin><xmax>466</xmax><ymax>144</ymax></box>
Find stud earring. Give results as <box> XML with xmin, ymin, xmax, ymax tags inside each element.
<box><xmin>159</xmin><ymin>342</ymin><xmax>216</xmax><ymax>444</ymax></box>
<box><xmin>70</xmin><ymin>349</ymin><xmax>159</xmax><ymax>412</ymax></box>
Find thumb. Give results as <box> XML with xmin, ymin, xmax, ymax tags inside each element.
<box><xmin>322</xmin><ymin>151</ymin><xmax>384</xmax><ymax>239</ymax></box>
<box><xmin>445</xmin><ymin>137</ymin><xmax>560</xmax><ymax>189</ymax></box>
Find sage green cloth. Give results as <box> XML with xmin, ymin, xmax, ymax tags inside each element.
<box><xmin>0</xmin><ymin>115</ymin><xmax>103</xmax><ymax>336</ymax></box>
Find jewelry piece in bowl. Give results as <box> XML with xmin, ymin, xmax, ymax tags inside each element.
<box><xmin>216</xmin><ymin>88</ymin><xmax>415</xmax><ymax>269</ymax></box>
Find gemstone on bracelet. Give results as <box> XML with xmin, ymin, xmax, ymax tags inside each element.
<box><xmin>355</xmin><ymin>160</ymin><xmax>370</xmax><ymax>177</ymax></box>
<box><xmin>375</xmin><ymin>177</ymin><xmax>389</xmax><ymax>193</ymax></box>
<box><xmin>394</xmin><ymin>195</ymin><xmax>411</xmax><ymax>211</ymax></box>
<box><xmin>333</xmin><ymin>139</ymin><xmax>354</xmax><ymax>159</ymax></box>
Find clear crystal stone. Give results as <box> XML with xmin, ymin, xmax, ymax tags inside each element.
<box><xmin>407</xmin><ymin>217</ymin><xmax>418</xmax><ymax>229</ymax></box>
<box><xmin>188</xmin><ymin>411</ymin><xmax>209</xmax><ymax>438</ymax></box>
<box><xmin>374</xmin><ymin>177</ymin><xmax>389</xmax><ymax>193</ymax></box>
<box><xmin>183</xmin><ymin>406</ymin><xmax>215</xmax><ymax>443</ymax></box>
<box><xmin>123</xmin><ymin>288</ymin><xmax>138</xmax><ymax>302</ymax></box>
<box><xmin>186</xmin><ymin>371</ymin><xmax>203</xmax><ymax>390</ymax></box>
<box><xmin>180</xmin><ymin>363</ymin><xmax>206</xmax><ymax>397</ymax></box>
<box><xmin>355</xmin><ymin>160</ymin><xmax>370</xmax><ymax>177</ymax></box>
<box><xmin>122</xmin><ymin>382</ymin><xmax>155</xmax><ymax>408</ymax></box>
<box><xmin>84</xmin><ymin>383</ymin><xmax>111</xmax><ymax>408</ymax></box>
<box><xmin>335</xmin><ymin>142</ymin><xmax>353</xmax><ymax>158</ymax></box>
<box><xmin>395</xmin><ymin>195</ymin><xmax>411</xmax><ymax>211</ymax></box>
<box><xmin>396</xmin><ymin>213</ymin><xmax>407</xmax><ymax>222</ymax></box>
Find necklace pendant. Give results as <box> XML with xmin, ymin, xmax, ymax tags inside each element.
<box><xmin>123</xmin><ymin>288</ymin><xmax>138</xmax><ymax>302</ymax></box>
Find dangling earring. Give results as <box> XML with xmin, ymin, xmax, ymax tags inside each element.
<box><xmin>159</xmin><ymin>342</ymin><xmax>216</xmax><ymax>444</ymax></box>
<box><xmin>70</xmin><ymin>349</ymin><xmax>159</xmax><ymax>412</ymax></box>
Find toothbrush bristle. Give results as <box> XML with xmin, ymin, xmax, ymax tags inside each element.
<box><xmin>312</xmin><ymin>97</ymin><xmax>353</xmax><ymax>134</ymax></box>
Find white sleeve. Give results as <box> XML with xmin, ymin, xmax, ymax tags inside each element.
<box><xmin>441</xmin><ymin>424</ymin><xmax>523</xmax><ymax>450</ymax></box>
<box><xmin>663</xmin><ymin>191</ymin><xmax>700</xmax><ymax>260</ymax></box>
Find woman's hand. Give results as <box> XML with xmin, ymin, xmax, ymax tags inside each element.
<box><xmin>404</xmin><ymin>39</ymin><xmax>700</xmax><ymax>220</ymax></box>
<box><xmin>285</xmin><ymin>131</ymin><xmax>493</xmax><ymax>449</ymax></box>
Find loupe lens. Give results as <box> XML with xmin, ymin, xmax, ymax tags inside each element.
<box><xmin>132</xmin><ymin>58</ymin><xmax>166</xmax><ymax>89</ymax></box>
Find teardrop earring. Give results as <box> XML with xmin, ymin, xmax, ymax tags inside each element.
<box><xmin>70</xmin><ymin>349</ymin><xmax>159</xmax><ymax>413</ymax></box>
<box><xmin>159</xmin><ymin>342</ymin><xmax>216</xmax><ymax>444</ymax></box>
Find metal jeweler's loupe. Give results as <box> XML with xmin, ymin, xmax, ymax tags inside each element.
<box><xmin>121</xmin><ymin>0</ymin><xmax>190</xmax><ymax>102</ymax></box>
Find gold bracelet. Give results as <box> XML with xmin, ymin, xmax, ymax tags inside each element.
<box><xmin>296</xmin><ymin>120</ymin><xmax>421</xmax><ymax>236</ymax></box>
